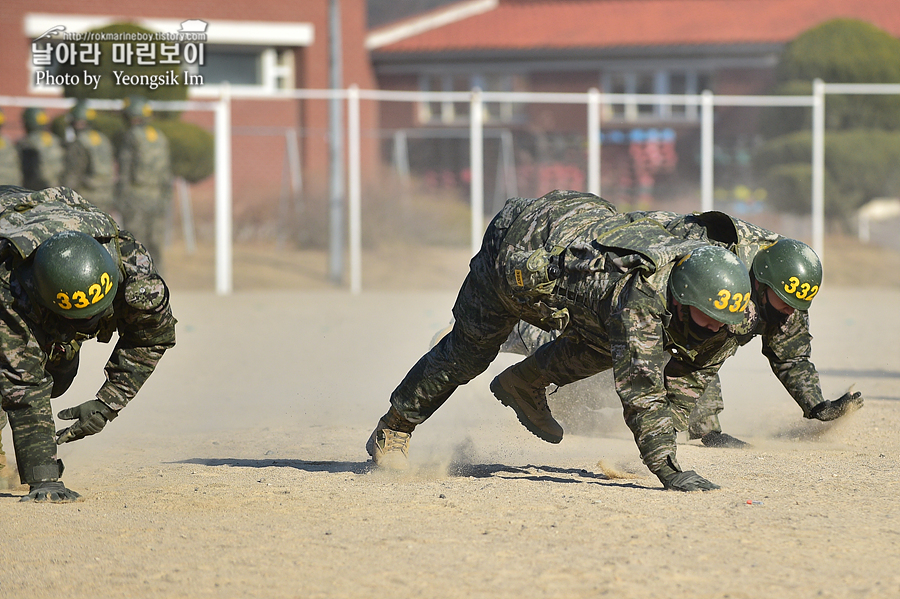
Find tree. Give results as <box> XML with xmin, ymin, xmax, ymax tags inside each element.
<box><xmin>754</xmin><ymin>19</ymin><xmax>900</xmax><ymax>219</ymax></box>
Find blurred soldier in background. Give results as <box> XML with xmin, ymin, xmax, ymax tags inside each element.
<box><xmin>0</xmin><ymin>185</ymin><xmax>176</xmax><ymax>502</ymax></box>
<box><xmin>495</xmin><ymin>212</ymin><xmax>863</xmax><ymax>447</ymax></box>
<box><xmin>63</xmin><ymin>100</ymin><xmax>116</xmax><ymax>219</ymax></box>
<box><xmin>116</xmin><ymin>96</ymin><xmax>172</xmax><ymax>273</ymax></box>
<box><xmin>16</xmin><ymin>107</ymin><xmax>64</xmax><ymax>190</ymax></box>
<box><xmin>0</xmin><ymin>108</ymin><xmax>22</xmax><ymax>186</ymax></box>
<box><xmin>367</xmin><ymin>190</ymin><xmax>754</xmax><ymax>492</ymax></box>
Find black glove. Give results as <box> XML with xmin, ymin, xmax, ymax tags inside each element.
<box><xmin>19</xmin><ymin>481</ymin><xmax>82</xmax><ymax>503</ymax></box>
<box><xmin>55</xmin><ymin>399</ymin><xmax>118</xmax><ymax>444</ymax></box>
<box><xmin>700</xmin><ymin>431</ymin><xmax>749</xmax><ymax>448</ymax></box>
<box><xmin>655</xmin><ymin>455</ymin><xmax>720</xmax><ymax>491</ymax></box>
<box><xmin>808</xmin><ymin>392</ymin><xmax>863</xmax><ymax>422</ymax></box>
<box><xmin>661</xmin><ymin>470</ymin><xmax>721</xmax><ymax>492</ymax></box>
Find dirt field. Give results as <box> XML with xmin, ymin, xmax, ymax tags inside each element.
<box><xmin>1</xmin><ymin>237</ymin><xmax>899</xmax><ymax>599</ymax></box>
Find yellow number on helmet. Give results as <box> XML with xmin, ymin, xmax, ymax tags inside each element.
<box><xmin>56</xmin><ymin>292</ymin><xmax>72</xmax><ymax>310</ymax></box>
<box><xmin>784</xmin><ymin>276</ymin><xmax>799</xmax><ymax>294</ymax></box>
<box><xmin>714</xmin><ymin>289</ymin><xmax>731</xmax><ymax>310</ymax></box>
<box><xmin>728</xmin><ymin>292</ymin><xmax>744</xmax><ymax>312</ymax></box>
<box><xmin>72</xmin><ymin>291</ymin><xmax>90</xmax><ymax>309</ymax></box>
<box><xmin>806</xmin><ymin>285</ymin><xmax>819</xmax><ymax>301</ymax></box>
<box><xmin>101</xmin><ymin>272</ymin><xmax>113</xmax><ymax>294</ymax></box>
<box><xmin>89</xmin><ymin>283</ymin><xmax>104</xmax><ymax>304</ymax></box>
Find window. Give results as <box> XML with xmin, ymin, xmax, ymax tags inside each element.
<box><xmin>418</xmin><ymin>73</ymin><xmax>524</xmax><ymax>124</ymax></box>
<box><xmin>189</xmin><ymin>46</ymin><xmax>294</xmax><ymax>97</ymax></box>
<box><xmin>601</xmin><ymin>69</ymin><xmax>712</xmax><ymax>122</ymax></box>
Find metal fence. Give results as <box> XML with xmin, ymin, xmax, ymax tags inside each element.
<box><xmin>4</xmin><ymin>81</ymin><xmax>899</xmax><ymax>294</ymax></box>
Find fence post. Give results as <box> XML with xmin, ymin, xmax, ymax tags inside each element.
<box><xmin>214</xmin><ymin>84</ymin><xmax>233</xmax><ymax>295</ymax></box>
<box><xmin>348</xmin><ymin>84</ymin><xmax>362</xmax><ymax>295</ymax></box>
<box><xmin>812</xmin><ymin>78</ymin><xmax>825</xmax><ymax>262</ymax></box>
<box><xmin>701</xmin><ymin>89</ymin><xmax>714</xmax><ymax>212</ymax></box>
<box><xmin>587</xmin><ymin>87</ymin><xmax>601</xmax><ymax>197</ymax></box>
<box><xmin>470</xmin><ymin>87</ymin><xmax>484</xmax><ymax>257</ymax></box>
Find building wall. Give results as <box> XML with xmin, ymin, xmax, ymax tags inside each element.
<box><xmin>0</xmin><ymin>0</ymin><xmax>379</xmax><ymax>209</ymax></box>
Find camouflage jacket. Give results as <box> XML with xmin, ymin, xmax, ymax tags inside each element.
<box><xmin>64</xmin><ymin>129</ymin><xmax>115</xmax><ymax>211</ymax></box>
<box><xmin>16</xmin><ymin>131</ymin><xmax>64</xmax><ymax>191</ymax></box>
<box><xmin>496</xmin><ymin>191</ymin><xmax>744</xmax><ymax>473</ymax></box>
<box><xmin>0</xmin><ymin>186</ymin><xmax>176</xmax><ymax>413</ymax></box>
<box><xmin>116</xmin><ymin>124</ymin><xmax>172</xmax><ymax>212</ymax></box>
<box><xmin>0</xmin><ymin>134</ymin><xmax>22</xmax><ymax>186</ymax></box>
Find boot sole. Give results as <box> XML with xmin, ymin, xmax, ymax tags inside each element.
<box><xmin>490</xmin><ymin>376</ymin><xmax>563</xmax><ymax>444</ymax></box>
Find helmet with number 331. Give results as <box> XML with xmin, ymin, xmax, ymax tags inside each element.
<box><xmin>31</xmin><ymin>231</ymin><xmax>119</xmax><ymax>319</ymax></box>
<box><xmin>668</xmin><ymin>245</ymin><xmax>752</xmax><ymax>326</ymax></box>
<box><xmin>752</xmin><ymin>238</ymin><xmax>822</xmax><ymax>311</ymax></box>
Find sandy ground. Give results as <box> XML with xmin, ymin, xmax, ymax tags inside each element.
<box><xmin>1</xmin><ymin>241</ymin><xmax>899</xmax><ymax>598</ymax></box>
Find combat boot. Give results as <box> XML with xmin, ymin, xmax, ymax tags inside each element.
<box><xmin>490</xmin><ymin>356</ymin><xmax>563</xmax><ymax>444</ymax></box>
<box><xmin>366</xmin><ymin>419</ymin><xmax>412</xmax><ymax>470</ymax></box>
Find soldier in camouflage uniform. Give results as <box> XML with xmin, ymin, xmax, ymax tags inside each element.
<box><xmin>16</xmin><ymin>107</ymin><xmax>65</xmax><ymax>190</ymax></box>
<box><xmin>367</xmin><ymin>190</ymin><xmax>754</xmax><ymax>492</ymax></box>
<box><xmin>63</xmin><ymin>100</ymin><xmax>116</xmax><ymax>217</ymax></box>
<box><xmin>116</xmin><ymin>96</ymin><xmax>173</xmax><ymax>273</ymax></box>
<box><xmin>0</xmin><ymin>108</ymin><xmax>22</xmax><ymax>186</ymax></box>
<box><xmin>0</xmin><ymin>185</ymin><xmax>176</xmax><ymax>502</ymax></box>
<box><xmin>496</xmin><ymin>210</ymin><xmax>863</xmax><ymax>448</ymax></box>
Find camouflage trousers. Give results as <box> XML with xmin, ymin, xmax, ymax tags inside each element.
<box><xmin>120</xmin><ymin>201</ymin><xmax>167</xmax><ymax>274</ymax></box>
<box><xmin>4</xmin><ymin>353</ymin><xmax>79</xmax><ymax>485</ymax></box>
<box><xmin>501</xmin><ymin>320</ymin><xmax>725</xmax><ymax>440</ymax></box>
<box><xmin>390</xmin><ymin>209</ymin><xmax>620</xmax><ymax>426</ymax></box>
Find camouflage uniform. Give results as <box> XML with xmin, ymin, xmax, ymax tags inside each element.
<box><xmin>0</xmin><ymin>185</ymin><xmax>176</xmax><ymax>489</ymax></box>
<box><xmin>116</xmin><ymin>123</ymin><xmax>172</xmax><ymax>272</ymax></box>
<box><xmin>0</xmin><ymin>133</ymin><xmax>22</xmax><ymax>186</ymax></box>
<box><xmin>64</xmin><ymin>128</ymin><xmax>116</xmax><ymax>215</ymax></box>
<box><xmin>17</xmin><ymin>130</ymin><xmax>65</xmax><ymax>191</ymax></box>
<box><xmin>499</xmin><ymin>210</ymin><xmax>828</xmax><ymax>440</ymax></box>
<box><xmin>388</xmin><ymin>190</ymin><xmax>746</xmax><ymax>477</ymax></box>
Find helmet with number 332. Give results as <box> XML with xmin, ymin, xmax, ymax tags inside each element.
<box><xmin>752</xmin><ymin>238</ymin><xmax>822</xmax><ymax>311</ymax></box>
<box><xmin>668</xmin><ymin>244</ymin><xmax>752</xmax><ymax>326</ymax></box>
<box><xmin>31</xmin><ymin>231</ymin><xmax>119</xmax><ymax>319</ymax></box>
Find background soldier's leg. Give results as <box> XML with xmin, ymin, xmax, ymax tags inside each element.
<box><xmin>688</xmin><ymin>375</ymin><xmax>724</xmax><ymax>439</ymax></box>
<box><xmin>533</xmin><ymin>331</ymin><xmax>614</xmax><ymax>386</ymax></box>
<box><xmin>47</xmin><ymin>353</ymin><xmax>80</xmax><ymax>399</ymax></box>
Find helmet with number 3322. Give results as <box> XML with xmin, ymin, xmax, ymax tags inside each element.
<box><xmin>31</xmin><ymin>231</ymin><xmax>119</xmax><ymax>319</ymax></box>
<box><xmin>668</xmin><ymin>244</ymin><xmax>752</xmax><ymax>326</ymax></box>
<box><xmin>752</xmin><ymin>238</ymin><xmax>822</xmax><ymax>311</ymax></box>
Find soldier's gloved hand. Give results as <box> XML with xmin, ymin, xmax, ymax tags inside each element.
<box><xmin>55</xmin><ymin>399</ymin><xmax>118</xmax><ymax>444</ymax></box>
<box><xmin>661</xmin><ymin>470</ymin><xmax>720</xmax><ymax>492</ymax></box>
<box><xmin>808</xmin><ymin>392</ymin><xmax>864</xmax><ymax>422</ymax></box>
<box><xmin>19</xmin><ymin>481</ymin><xmax>82</xmax><ymax>503</ymax></box>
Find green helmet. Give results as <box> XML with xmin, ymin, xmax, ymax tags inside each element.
<box><xmin>70</xmin><ymin>100</ymin><xmax>96</xmax><ymax>124</ymax></box>
<box><xmin>752</xmin><ymin>238</ymin><xmax>822</xmax><ymax>311</ymax></box>
<box><xmin>32</xmin><ymin>231</ymin><xmax>119</xmax><ymax>318</ymax></box>
<box><xmin>669</xmin><ymin>245</ymin><xmax>751</xmax><ymax>326</ymax></box>
<box><xmin>23</xmin><ymin>107</ymin><xmax>50</xmax><ymax>132</ymax></box>
<box><xmin>123</xmin><ymin>95</ymin><xmax>152</xmax><ymax>120</ymax></box>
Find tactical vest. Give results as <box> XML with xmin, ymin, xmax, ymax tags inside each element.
<box><xmin>126</xmin><ymin>125</ymin><xmax>169</xmax><ymax>190</ymax></box>
<box><xmin>0</xmin><ymin>135</ymin><xmax>22</xmax><ymax>186</ymax></box>
<box><xmin>74</xmin><ymin>129</ymin><xmax>115</xmax><ymax>196</ymax></box>
<box><xmin>18</xmin><ymin>131</ymin><xmax>65</xmax><ymax>189</ymax></box>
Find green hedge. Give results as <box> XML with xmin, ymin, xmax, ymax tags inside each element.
<box><xmin>754</xmin><ymin>129</ymin><xmax>900</xmax><ymax>218</ymax></box>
